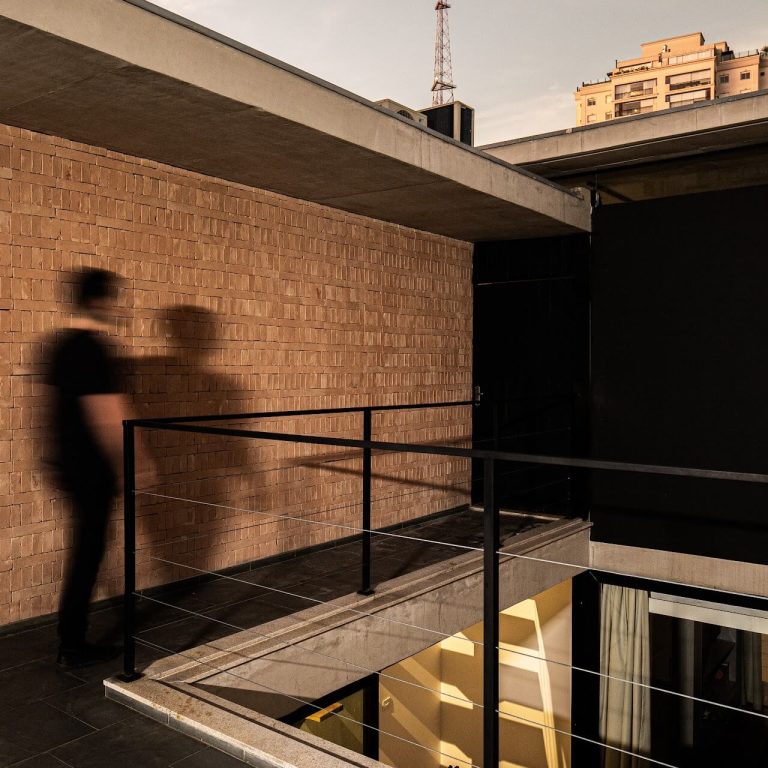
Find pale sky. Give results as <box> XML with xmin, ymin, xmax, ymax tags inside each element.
<box><xmin>151</xmin><ymin>0</ymin><xmax>768</xmax><ymax>145</ymax></box>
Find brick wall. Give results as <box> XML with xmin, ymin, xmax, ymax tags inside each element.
<box><xmin>0</xmin><ymin>123</ymin><xmax>473</xmax><ymax>625</ymax></box>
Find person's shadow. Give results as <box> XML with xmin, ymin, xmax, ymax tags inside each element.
<box><xmin>121</xmin><ymin>304</ymin><xmax>261</xmax><ymax>648</ymax></box>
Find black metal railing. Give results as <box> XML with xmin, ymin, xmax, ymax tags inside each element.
<box><xmin>120</xmin><ymin>400</ymin><xmax>768</xmax><ymax>767</ymax></box>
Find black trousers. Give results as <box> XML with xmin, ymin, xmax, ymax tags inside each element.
<box><xmin>58</xmin><ymin>472</ymin><xmax>115</xmax><ymax>647</ymax></box>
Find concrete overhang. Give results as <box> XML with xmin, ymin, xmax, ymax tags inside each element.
<box><xmin>481</xmin><ymin>91</ymin><xmax>768</xmax><ymax>181</ymax></box>
<box><xmin>0</xmin><ymin>0</ymin><xmax>590</xmax><ymax>242</ymax></box>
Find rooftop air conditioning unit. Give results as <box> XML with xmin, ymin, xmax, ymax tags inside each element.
<box><xmin>374</xmin><ymin>99</ymin><xmax>428</xmax><ymax>127</ymax></box>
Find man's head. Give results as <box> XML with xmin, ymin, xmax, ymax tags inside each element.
<box><xmin>74</xmin><ymin>268</ymin><xmax>120</xmax><ymax>321</ymax></box>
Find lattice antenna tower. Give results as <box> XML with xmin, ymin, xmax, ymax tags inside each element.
<box><xmin>431</xmin><ymin>1</ymin><xmax>456</xmax><ymax>106</ymax></box>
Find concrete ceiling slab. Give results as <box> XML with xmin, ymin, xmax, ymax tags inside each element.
<box><xmin>0</xmin><ymin>0</ymin><xmax>591</xmax><ymax>242</ymax></box>
<box><xmin>482</xmin><ymin>91</ymin><xmax>768</xmax><ymax>180</ymax></box>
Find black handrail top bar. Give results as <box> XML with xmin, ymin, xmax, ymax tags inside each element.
<box><xmin>140</xmin><ymin>399</ymin><xmax>477</xmax><ymax>425</ymax></box>
<box><xmin>126</xmin><ymin>418</ymin><xmax>768</xmax><ymax>485</ymax></box>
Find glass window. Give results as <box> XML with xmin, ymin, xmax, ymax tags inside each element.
<box><xmin>587</xmin><ymin>97</ymin><xmax>596</xmax><ymax>106</ymax></box>
<box><xmin>586</xmin><ymin>114</ymin><xmax>597</xmax><ymax>123</ymax></box>
<box><xmin>615</xmin><ymin>79</ymin><xmax>657</xmax><ymax>100</ymax></box>
<box><xmin>667</xmin><ymin>88</ymin><xmax>710</xmax><ymax>106</ymax></box>
<box><xmin>741</xmin><ymin>71</ymin><xmax>751</xmax><ymax>80</ymax></box>
<box><xmin>605</xmin><ymin>112</ymin><xmax>613</xmax><ymax>120</ymax></box>
<box><xmin>720</xmin><ymin>74</ymin><xmax>730</xmax><ymax>84</ymax></box>
<box><xmin>666</xmin><ymin>69</ymin><xmax>711</xmax><ymax>90</ymax></box>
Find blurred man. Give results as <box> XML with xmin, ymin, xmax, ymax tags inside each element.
<box><xmin>47</xmin><ymin>268</ymin><xmax>129</xmax><ymax>666</ymax></box>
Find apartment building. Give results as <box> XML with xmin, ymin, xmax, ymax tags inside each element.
<box><xmin>575</xmin><ymin>32</ymin><xmax>768</xmax><ymax>125</ymax></box>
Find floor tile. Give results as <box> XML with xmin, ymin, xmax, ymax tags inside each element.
<box><xmin>52</xmin><ymin>717</ymin><xmax>201</xmax><ymax>768</ymax></box>
<box><xmin>4</xmin><ymin>752</ymin><xmax>68</xmax><ymax>767</ymax></box>
<box><xmin>0</xmin><ymin>661</ymin><xmax>85</xmax><ymax>708</ymax></box>
<box><xmin>44</xmin><ymin>682</ymin><xmax>136</xmax><ymax>730</ymax></box>
<box><xmin>0</xmin><ymin>626</ymin><xmax>59</xmax><ymax>673</ymax></box>
<box><xmin>0</xmin><ymin>701</ymin><xmax>93</xmax><ymax>759</ymax></box>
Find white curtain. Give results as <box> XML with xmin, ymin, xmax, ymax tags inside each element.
<box><xmin>599</xmin><ymin>585</ymin><xmax>651</xmax><ymax>768</ymax></box>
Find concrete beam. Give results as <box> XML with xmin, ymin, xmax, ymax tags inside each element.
<box><xmin>482</xmin><ymin>91</ymin><xmax>768</xmax><ymax>180</ymax></box>
<box><xmin>0</xmin><ymin>0</ymin><xmax>590</xmax><ymax>241</ymax></box>
<box><xmin>591</xmin><ymin>541</ymin><xmax>768</xmax><ymax>599</ymax></box>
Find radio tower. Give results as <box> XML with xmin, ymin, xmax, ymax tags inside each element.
<box><xmin>431</xmin><ymin>1</ymin><xmax>455</xmax><ymax>106</ymax></box>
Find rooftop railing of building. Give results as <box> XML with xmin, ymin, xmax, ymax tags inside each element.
<box><xmin>118</xmin><ymin>400</ymin><xmax>768</xmax><ymax>768</ymax></box>
<box><xmin>722</xmin><ymin>48</ymin><xmax>762</xmax><ymax>60</ymax></box>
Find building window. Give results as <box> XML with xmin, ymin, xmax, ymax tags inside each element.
<box><xmin>605</xmin><ymin>112</ymin><xmax>613</xmax><ymax>120</ymax></box>
<box><xmin>615</xmin><ymin>97</ymin><xmax>655</xmax><ymax>117</ymax></box>
<box><xmin>719</xmin><ymin>74</ymin><xmax>730</xmax><ymax>84</ymax></box>
<box><xmin>615</xmin><ymin>78</ymin><xmax>657</xmax><ymax>101</ymax></box>
<box><xmin>606</xmin><ymin>95</ymin><xmax>613</xmax><ymax>103</ymax></box>
<box><xmin>740</xmin><ymin>72</ymin><xmax>751</xmax><ymax>80</ymax></box>
<box><xmin>666</xmin><ymin>88</ymin><xmax>710</xmax><ymax>108</ymax></box>
<box><xmin>587</xmin><ymin>97</ymin><xmax>596</xmax><ymax>106</ymax></box>
<box><xmin>666</xmin><ymin>69</ymin><xmax>711</xmax><ymax>91</ymax></box>
<box><xmin>586</xmin><ymin>114</ymin><xmax>596</xmax><ymax>123</ymax></box>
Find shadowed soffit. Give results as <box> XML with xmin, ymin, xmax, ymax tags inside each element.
<box><xmin>0</xmin><ymin>0</ymin><xmax>591</xmax><ymax>241</ymax></box>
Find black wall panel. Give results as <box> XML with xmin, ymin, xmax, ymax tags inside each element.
<box><xmin>590</xmin><ymin>184</ymin><xmax>768</xmax><ymax>563</ymax></box>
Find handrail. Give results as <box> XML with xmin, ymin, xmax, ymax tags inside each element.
<box><xmin>120</xmin><ymin>400</ymin><xmax>768</xmax><ymax>767</ymax></box>
<box><xmin>128</xmin><ymin>418</ymin><xmax>768</xmax><ymax>484</ymax></box>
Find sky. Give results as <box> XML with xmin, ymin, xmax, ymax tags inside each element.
<box><xmin>151</xmin><ymin>0</ymin><xmax>768</xmax><ymax>145</ymax></box>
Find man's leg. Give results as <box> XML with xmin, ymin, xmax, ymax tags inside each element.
<box><xmin>58</xmin><ymin>477</ymin><xmax>113</xmax><ymax>655</ymax></box>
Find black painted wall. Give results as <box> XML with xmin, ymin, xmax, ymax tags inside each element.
<box><xmin>590</xmin><ymin>184</ymin><xmax>768</xmax><ymax>564</ymax></box>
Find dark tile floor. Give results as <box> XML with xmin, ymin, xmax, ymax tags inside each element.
<box><xmin>0</xmin><ymin>509</ymin><xmax>547</xmax><ymax>767</ymax></box>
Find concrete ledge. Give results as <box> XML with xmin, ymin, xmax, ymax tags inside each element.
<box><xmin>590</xmin><ymin>541</ymin><xmax>768</xmax><ymax>599</ymax></box>
<box><xmin>105</xmin><ymin>676</ymin><xmax>381</xmax><ymax>768</ymax></box>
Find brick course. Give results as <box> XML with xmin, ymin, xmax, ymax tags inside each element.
<box><xmin>0</xmin><ymin>122</ymin><xmax>473</xmax><ymax>626</ymax></box>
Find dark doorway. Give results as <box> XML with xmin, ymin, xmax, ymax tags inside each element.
<box><xmin>472</xmin><ymin>235</ymin><xmax>590</xmax><ymax>514</ymax></box>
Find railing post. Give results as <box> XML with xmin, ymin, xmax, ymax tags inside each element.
<box><xmin>358</xmin><ymin>408</ymin><xmax>374</xmax><ymax>595</ymax></box>
<box><xmin>120</xmin><ymin>421</ymin><xmax>140</xmax><ymax>681</ymax></box>
<box><xmin>483</xmin><ymin>457</ymin><xmax>500</xmax><ymax>768</ymax></box>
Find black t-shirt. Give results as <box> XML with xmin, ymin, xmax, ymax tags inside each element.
<box><xmin>47</xmin><ymin>329</ymin><xmax>122</xmax><ymax>477</ymax></box>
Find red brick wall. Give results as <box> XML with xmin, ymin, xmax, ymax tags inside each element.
<box><xmin>0</xmin><ymin>123</ymin><xmax>473</xmax><ymax>625</ymax></box>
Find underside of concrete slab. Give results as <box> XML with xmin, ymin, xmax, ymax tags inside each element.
<box><xmin>0</xmin><ymin>0</ymin><xmax>590</xmax><ymax>241</ymax></box>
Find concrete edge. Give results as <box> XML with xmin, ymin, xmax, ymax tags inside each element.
<box><xmin>135</xmin><ymin>518</ymin><xmax>591</xmax><ymax>683</ymax></box>
<box><xmin>479</xmin><ymin>88</ymin><xmax>768</xmax><ymax>151</ymax></box>
<box><xmin>105</xmin><ymin>676</ymin><xmax>383</xmax><ymax>768</ymax></box>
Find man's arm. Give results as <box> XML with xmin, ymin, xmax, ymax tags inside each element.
<box><xmin>83</xmin><ymin>393</ymin><xmax>157</xmax><ymax>487</ymax></box>
<box><xmin>81</xmin><ymin>393</ymin><xmax>129</xmax><ymax>478</ymax></box>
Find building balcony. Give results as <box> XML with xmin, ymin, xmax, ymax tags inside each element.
<box><xmin>614</xmin><ymin>88</ymin><xmax>655</xmax><ymax>101</ymax></box>
<box><xmin>668</xmin><ymin>78</ymin><xmax>712</xmax><ymax>91</ymax></box>
<box><xmin>616</xmin><ymin>104</ymin><xmax>655</xmax><ymax>117</ymax></box>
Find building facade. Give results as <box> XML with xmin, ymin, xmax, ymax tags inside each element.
<box><xmin>575</xmin><ymin>32</ymin><xmax>768</xmax><ymax>126</ymax></box>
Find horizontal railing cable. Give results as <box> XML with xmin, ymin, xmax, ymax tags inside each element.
<box><xmin>133</xmin><ymin>491</ymin><xmax>480</xmax><ymax>555</ymax></box>
<box><xmin>132</xmin><ymin>481</ymin><xmax>476</xmax><ymax>554</ymax></box>
<box><xmin>133</xmin><ymin>636</ymin><xmax>480</xmax><ymax>768</ymax></box>
<box><xmin>142</xmin><ymin>554</ymin><xmax>768</xmax><ymax>723</ymax></box>
<box><xmin>134</xmin><ymin>635</ymin><xmax>676</xmax><ymax>768</ymax></box>
<box><xmin>134</xmin><ymin>591</ymin><xmax>479</xmax><ymax>710</ymax></box>
<box><xmin>134</xmin><ymin>490</ymin><xmax>768</xmax><ymax>607</ymax></box>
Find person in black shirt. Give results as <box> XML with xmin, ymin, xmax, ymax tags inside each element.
<box><xmin>47</xmin><ymin>268</ymin><xmax>130</xmax><ymax>666</ymax></box>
